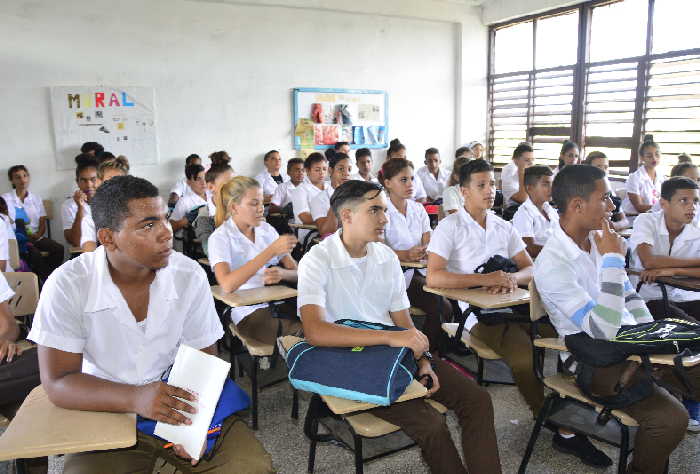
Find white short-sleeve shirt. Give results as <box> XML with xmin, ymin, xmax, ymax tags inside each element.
<box><xmin>441</xmin><ymin>184</ymin><xmax>464</xmax><ymax>213</ymax></box>
<box><xmin>500</xmin><ymin>162</ymin><xmax>520</xmax><ymax>207</ymax></box>
<box><xmin>350</xmin><ymin>173</ymin><xmax>378</xmax><ymax>184</ymax></box>
<box><xmin>297</xmin><ymin>231</ymin><xmax>410</xmax><ymax>326</ymax></box>
<box><xmin>0</xmin><ymin>272</ymin><xmax>14</xmax><ymax>302</ymax></box>
<box><xmin>629</xmin><ymin>210</ymin><xmax>700</xmax><ymax>302</ymax></box>
<box><xmin>0</xmin><ymin>216</ymin><xmax>15</xmax><ymax>271</ymax></box>
<box><xmin>384</xmin><ymin>198</ymin><xmax>431</xmax><ymax>286</ymax></box>
<box><xmin>622</xmin><ymin>167</ymin><xmax>663</xmax><ymax>215</ymax></box>
<box><xmin>61</xmin><ymin>198</ymin><xmax>90</xmax><ymax>231</ymax></box>
<box><xmin>28</xmin><ymin>246</ymin><xmax>223</xmax><ymax>385</ymax></box>
<box><xmin>310</xmin><ymin>186</ymin><xmax>335</xmax><ymax>222</ymax></box>
<box><xmin>170</xmin><ymin>177</ymin><xmax>188</xmax><ymax>198</ymax></box>
<box><xmin>2</xmin><ymin>191</ymin><xmax>47</xmax><ymax>235</ymax></box>
<box><xmin>427</xmin><ymin>208</ymin><xmax>526</xmax><ymax>330</ymax></box>
<box><xmin>411</xmin><ymin>172</ymin><xmax>428</xmax><ymax>201</ymax></box>
<box><xmin>271</xmin><ymin>181</ymin><xmax>301</xmax><ymax>208</ymax></box>
<box><xmin>171</xmin><ymin>190</ymin><xmax>207</xmax><ymax>221</ymax></box>
<box><xmin>416</xmin><ymin>166</ymin><xmax>449</xmax><ymax>201</ymax></box>
<box><xmin>511</xmin><ymin>198</ymin><xmax>560</xmax><ymax>247</ymax></box>
<box><xmin>255</xmin><ymin>170</ymin><xmax>289</xmax><ymax>197</ymax></box>
<box><xmin>208</xmin><ymin>218</ymin><xmax>283</xmax><ymax>324</ymax></box>
<box><xmin>80</xmin><ymin>209</ymin><xmax>96</xmax><ymax>247</ymax></box>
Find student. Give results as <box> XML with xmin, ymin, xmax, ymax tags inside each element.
<box><xmin>334</xmin><ymin>141</ymin><xmax>351</xmax><ymax>155</ymax></box>
<box><xmin>351</xmin><ymin>148</ymin><xmax>378</xmax><ymax>183</ymax></box>
<box><xmin>291</xmin><ymin>153</ymin><xmax>328</xmax><ymax>245</ymax></box>
<box><xmin>584</xmin><ymin>151</ymin><xmax>629</xmax><ymax>230</ymax></box>
<box><xmin>310</xmin><ymin>153</ymin><xmax>351</xmax><ymax>236</ymax></box>
<box><xmin>80</xmin><ymin>141</ymin><xmax>104</xmax><ymax>157</ymax></box>
<box><xmin>255</xmin><ymin>150</ymin><xmax>287</xmax><ymax>204</ymax></box>
<box><xmin>628</xmin><ymin>177</ymin><xmax>700</xmax><ymax>321</ymax></box>
<box><xmin>469</xmin><ymin>141</ymin><xmax>484</xmax><ymax>160</ymax></box>
<box><xmin>455</xmin><ymin>146</ymin><xmax>474</xmax><ymax>160</ymax></box>
<box><xmin>671</xmin><ymin>162</ymin><xmax>699</xmax><ymax>183</ymax></box>
<box><xmin>209</xmin><ymin>150</ymin><xmax>232</xmax><ymax>167</ymax></box>
<box><xmin>27</xmin><ymin>176</ymin><xmax>273</xmax><ymax>472</ymax></box>
<box><xmin>535</xmin><ymin>164</ymin><xmax>700</xmax><ymax>471</ymax></box>
<box><xmin>386</xmin><ymin>139</ymin><xmax>428</xmax><ymax>203</ymax></box>
<box><xmin>3</xmin><ymin>165</ymin><xmax>64</xmax><ymax>281</ymax></box>
<box><xmin>511</xmin><ymin>165</ymin><xmax>559</xmax><ymax>258</ymax></box>
<box><xmin>170</xmin><ymin>164</ymin><xmax>207</xmax><ymax>251</ymax></box>
<box><xmin>441</xmin><ymin>157</ymin><xmax>471</xmax><ymax>215</ymax></box>
<box><xmin>500</xmin><ymin>142</ymin><xmax>534</xmax><ymax>213</ymax></box>
<box><xmin>169</xmin><ymin>154</ymin><xmax>202</xmax><ymax>207</ymax></box>
<box><xmin>62</xmin><ymin>156</ymin><xmax>98</xmax><ymax>247</ymax></box>
<box><xmin>270</xmin><ymin>158</ymin><xmax>305</xmax><ymax>213</ymax></box>
<box><xmin>209</xmin><ymin>177</ymin><xmax>300</xmax><ymax>344</ymax></box>
<box><xmin>297</xmin><ymin>179</ymin><xmax>502</xmax><ymax>474</ymax></box>
<box><xmin>194</xmin><ymin>164</ymin><xmax>234</xmax><ymax>257</ymax></box>
<box><xmin>80</xmin><ymin>157</ymin><xmax>131</xmax><ymax>252</ymax></box>
<box><xmin>622</xmin><ymin>135</ymin><xmax>664</xmax><ymax>218</ymax></box>
<box><xmin>0</xmin><ymin>197</ymin><xmax>16</xmax><ymax>272</ymax></box>
<box><xmin>380</xmin><ymin>159</ymin><xmax>450</xmax><ymax>349</ymax></box>
<box><xmin>552</xmin><ymin>140</ymin><xmax>580</xmax><ymax>178</ymax></box>
<box><xmin>417</xmin><ymin>147</ymin><xmax>449</xmax><ymax>203</ymax></box>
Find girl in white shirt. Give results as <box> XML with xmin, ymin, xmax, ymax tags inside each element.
<box><xmin>209</xmin><ymin>176</ymin><xmax>301</xmax><ymax>345</ymax></box>
<box><xmin>622</xmin><ymin>135</ymin><xmax>663</xmax><ymax>216</ymax></box>
<box><xmin>441</xmin><ymin>157</ymin><xmax>471</xmax><ymax>215</ymax></box>
<box><xmin>552</xmin><ymin>140</ymin><xmax>580</xmax><ymax>178</ymax></box>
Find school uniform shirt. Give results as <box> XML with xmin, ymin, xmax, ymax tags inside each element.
<box><xmin>534</xmin><ymin>225</ymin><xmax>652</xmax><ymax>341</ymax></box>
<box><xmin>255</xmin><ymin>170</ymin><xmax>289</xmax><ymax>197</ymax></box>
<box><xmin>310</xmin><ymin>186</ymin><xmax>335</xmax><ymax>222</ymax></box>
<box><xmin>622</xmin><ymin>167</ymin><xmax>663</xmax><ymax>215</ymax></box>
<box><xmin>208</xmin><ymin>218</ymin><xmax>283</xmax><ymax>325</ymax></box>
<box><xmin>416</xmin><ymin>166</ymin><xmax>449</xmax><ymax>201</ymax></box>
<box><xmin>297</xmin><ymin>230</ymin><xmax>410</xmax><ymax>326</ymax></box>
<box><xmin>1</xmin><ymin>190</ymin><xmax>47</xmax><ymax>236</ymax></box>
<box><xmin>206</xmin><ymin>189</ymin><xmax>216</xmax><ymax>217</ymax></box>
<box><xmin>169</xmin><ymin>177</ymin><xmax>188</xmax><ymax>198</ymax></box>
<box><xmin>0</xmin><ymin>220</ymin><xmax>9</xmax><ymax>272</ymax></box>
<box><xmin>412</xmin><ymin>173</ymin><xmax>428</xmax><ymax>201</ymax></box>
<box><xmin>441</xmin><ymin>184</ymin><xmax>464</xmax><ymax>213</ymax></box>
<box><xmin>171</xmin><ymin>189</ymin><xmax>207</xmax><ymax>222</ymax></box>
<box><xmin>0</xmin><ymin>216</ymin><xmax>16</xmax><ymax>271</ymax></box>
<box><xmin>0</xmin><ymin>272</ymin><xmax>14</xmax><ymax>303</ymax></box>
<box><xmin>350</xmin><ymin>173</ymin><xmax>379</xmax><ymax>184</ymax></box>
<box><xmin>61</xmin><ymin>198</ymin><xmax>90</xmax><ymax>231</ymax></box>
<box><xmin>427</xmin><ymin>207</ymin><xmax>526</xmax><ymax>330</ymax></box>
<box><xmin>500</xmin><ymin>162</ymin><xmax>521</xmax><ymax>207</ymax></box>
<box><xmin>384</xmin><ymin>198</ymin><xmax>431</xmax><ymax>287</ymax></box>
<box><xmin>271</xmin><ymin>181</ymin><xmax>302</xmax><ymax>208</ymax></box>
<box><xmin>80</xmin><ymin>209</ymin><xmax>96</xmax><ymax>247</ymax></box>
<box><xmin>629</xmin><ymin>210</ymin><xmax>700</xmax><ymax>302</ymax></box>
<box><xmin>511</xmin><ymin>198</ymin><xmax>560</xmax><ymax>247</ymax></box>
<box><xmin>27</xmin><ymin>246</ymin><xmax>223</xmax><ymax>385</ymax></box>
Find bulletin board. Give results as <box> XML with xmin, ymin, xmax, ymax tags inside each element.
<box><xmin>50</xmin><ymin>86</ymin><xmax>159</xmax><ymax>170</ymax></box>
<box><xmin>292</xmin><ymin>88</ymin><xmax>388</xmax><ymax>150</ymax></box>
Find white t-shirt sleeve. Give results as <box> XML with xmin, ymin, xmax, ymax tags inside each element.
<box><xmin>0</xmin><ymin>272</ymin><xmax>14</xmax><ymax>303</ymax></box>
<box><xmin>507</xmin><ymin>224</ymin><xmax>527</xmax><ymax>258</ymax></box>
<box><xmin>170</xmin><ymin>198</ymin><xmax>187</xmax><ymax>221</ymax></box>
<box><xmin>511</xmin><ymin>208</ymin><xmax>534</xmax><ymax>238</ymax></box>
<box><xmin>271</xmin><ymin>183</ymin><xmax>285</xmax><ymax>207</ymax></box>
<box><xmin>419</xmin><ymin>205</ymin><xmax>431</xmax><ymax>235</ymax></box>
<box><xmin>297</xmin><ymin>248</ymin><xmax>330</xmax><ymax>311</ymax></box>
<box><xmin>310</xmin><ymin>193</ymin><xmax>329</xmax><ymax>221</ymax></box>
<box><xmin>625</xmin><ymin>171</ymin><xmax>641</xmax><ymax>196</ymax></box>
<box><xmin>442</xmin><ymin>186</ymin><xmax>461</xmax><ymax>213</ymax></box>
<box><xmin>80</xmin><ymin>214</ymin><xmax>96</xmax><ymax>247</ymax></box>
<box><xmin>292</xmin><ymin>187</ymin><xmax>310</xmax><ymax>219</ymax></box>
<box><xmin>207</xmin><ymin>229</ymin><xmax>231</xmax><ymax>269</ymax></box>
<box><xmin>37</xmin><ymin>197</ymin><xmax>47</xmax><ymax>218</ymax></box>
<box><xmin>501</xmin><ymin>166</ymin><xmax>519</xmax><ymax>203</ymax></box>
<box><xmin>180</xmin><ymin>266</ymin><xmax>224</xmax><ymax>349</ymax></box>
<box><xmin>61</xmin><ymin>199</ymin><xmax>77</xmax><ymax>230</ymax></box>
<box><xmin>426</xmin><ymin>220</ymin><xmax>453</xmax><ymax>260</ymax></box>
<box><xmin>413</xmin><ymin>175</ymin><xmax>427</xmax><ymax>200</ymax></box>
<box><xmin>629</xmin><ymin>213</ymin><xmax>656</xmax><ymax>253</ymax></box>
<box><xmin>389</xmin><ymin>255</ymin><xmax>411</xmax><ymax>312</ymax></box>
<box><xmin>0</xmin><ymin>222</ymin><xmax>8</xmax><ymax>264</ymax></box>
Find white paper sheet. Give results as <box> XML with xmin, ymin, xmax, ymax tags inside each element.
<box><xmin>154</xmin><ymin>345</ymin><xmax>230</xmax><ymax>460</ymax></box>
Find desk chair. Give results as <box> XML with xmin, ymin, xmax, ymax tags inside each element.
<box><xmin>42</xmin><ymin>200</ymin><xmax>53</xmax><ymax>241</ymax></box>
<box><xmin>3</xmin><ymin>272</ymin><xmax>39</xmax><ymax>329</ymax></box>
<box><xmin>8</xmin><ymin>239</ymin><xmax>20</xmax><ymax>271</ymax></box>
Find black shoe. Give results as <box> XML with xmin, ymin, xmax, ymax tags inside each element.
<box><xmin>552</xmin><ymin>434</ymin><xmax>613</xmax><ymax>468</ymax></box>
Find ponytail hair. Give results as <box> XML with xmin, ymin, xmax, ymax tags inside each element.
<box><xmin>387</xmin><ymin>138</ymin><xmax>406</xmax><ymax>159</ymax></box>
<box><xmin>639</xmin><ymin>134</ymin><xmax>659</xmax><ymax>157</ymax></box>
<box><xmin>214</xmin><ymin>176</ymin><xmax>260</xmax><ymax>228</ymax></box>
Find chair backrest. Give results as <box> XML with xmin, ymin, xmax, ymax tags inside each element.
<box><xmin>42</xmin><ymin>200</ymin><xmax>53</xmax><ymax>221</ymax></box>
<box><xmin>8</xmin><ymin>239</ymin><xmax>19</xmax><ymax>270</ymax></box>
<box><xmin>529</xmin><ymin>280</ymin><xmax>547</xmax><ymax>322</ymax></box>
<box><xmin>3</xmin><ymin>272</ymin><xmax>39</xmax><ymax>317</ymax></box>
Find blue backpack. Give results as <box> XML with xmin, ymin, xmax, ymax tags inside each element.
<box><xmin>286</xmin><ymin>319</ymin><xmax>417</xmax><ymax>406</ymax></box>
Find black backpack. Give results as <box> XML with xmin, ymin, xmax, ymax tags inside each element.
<box><xmin>471</xmin><ymin>255</ymin><xmax>528</xmax><ymax>326</ymax></box>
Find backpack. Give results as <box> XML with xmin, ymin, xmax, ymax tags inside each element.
<box><xmin>471</xmin><ymin>255</ymin><xmax>529</xmax><ymax>326</ymax></box>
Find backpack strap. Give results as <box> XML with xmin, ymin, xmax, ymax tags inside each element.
<box><xmin>672</xmin><ymin>349</ymin><xmax>695</xmax><ymax>395</ymax></box>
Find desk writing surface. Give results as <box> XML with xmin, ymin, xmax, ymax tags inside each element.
<box><xmin>656</xmin><ymin>276</ymin><xmax>700</xmax><ymax>292</ymax></box>
<box><xmin>0</xmin><ymin>386</ymin><xmax>135</xmax><ymax>461</ymax></box>
<box><xmin>400</xmin><ymin>260</ymin><xmax>427</xmax><ymax>269</ymax></box>
<box><xmin>289</xmin><ymin>223</ymin><xmax>318</xmax><ymax>231</ymax></box>
<box><xmin>211</xmin><ymin>285</ymin><xmax>297</xmax><ymax>307</ymax></box>
<box><xmin>422</xmin><ymin>286</ymin><xmax>530</xmax><ymax>309</ymax></box>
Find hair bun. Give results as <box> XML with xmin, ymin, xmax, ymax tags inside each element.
<box><xmin>389</xmin><ymin>138</ymin><xmax>402</xmax><ymax>148</ymax></box>
<box><xmin>643</xmin><ymin>134</ymin><xmax>654</xmax><ymax>143</ymax></box>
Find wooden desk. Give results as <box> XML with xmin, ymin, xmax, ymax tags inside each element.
<box><xmin>0</xmin><ymin>386</ymin><xmax>135</xmax><ymax>461</ymax></box>
<box><xmin>69</xmin><ymin>247</ymin><xmax>83</xmax><ymax>255</ymax></box>
<box><xmin>656</xmin><ymin>276</ymin><xmax>700</xmax><ymax>292</ymax></box>
<box><xmin>289</xmin><ymin>223</ymin><xmax>318</xmax><ymax>231</ymax></box>
<box><xmin>211</xmin><ymin>285</ymin><xmax>297</xmax><ymax>307</ymax></box>
<box><xmin>423</xmin><ymin>286</ymin><xmax>530</xmax><ymax>309</ymax></box>
<box><xmin>400</xmin><ymin>260</ymin><xmax>427</xmax><ymax>269</ymax></box>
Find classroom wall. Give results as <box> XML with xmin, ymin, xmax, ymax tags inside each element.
<box><xmin>0</xmin><ymin>0</ymin><xmax>487</xmax><ymax>244</ymax></box>
<box><xmin>482</xmin><ymin>0</ymin><xmax>583</xmax><ymax>25</ymax></box>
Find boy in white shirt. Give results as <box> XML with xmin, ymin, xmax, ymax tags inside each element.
<box><xmin>511</xmin><ymin>165</ymin><xmax>559</xmax><ymax>258</ymax></box>
<box><xmin>168</xmin><ymin>154</ymin><xmax>201</xmax><ymax>208</ymax></box>
<box><xmin>62</xmin><ymin>157</ymin><xmax>99</xmax><ymax>247</ymax></box>
<box><xmin>535</xmin><ymin>164</ymin><xmax>700</xmax><ymax>472</ymax></box>
<box><xmin>28</xmin><ymin>176</ymin><xmax>273</xmax><ymax>473</ymax></box>
<box><xmin>622</xmin><ymin>136</ymin><xmax>664</xmax><ymax>217</ymax></box>
<box><xmin>270</xmin><ymin>158</ymin><xmax>305</xmax><ymax>213</ymax></box>
<box><xmin>629</xmin><ymin>177</ymin><xmax>700</xmax><ymax>321</ymax></box>
<box><xmin>500</xmin><ymin>143</ymin><xmax>534</xmax><ymax>213</ymax></box>
<box><xmin>350</xmin><ymin>148</ymin><xmax>378</xmax><ymax>183</ymax></box>
<box><xmin>291</xmin><ymin>153</ymin><xmax>328</xmax><ymax>245</ymax></box>
<box><xmin>417</xmin><ymin>147</ymin><xmax>449</xmax><ymax>203</ymax></box>
<box><xmin>255</xmin><ymin>150</ymin><xmax>288</xmax><ymax>204</ymax></box>
<box><xmin>170</xmin><ymin>164</ymin><xmax>207</xmax><ymax>252</ymax></box>
<box><xmin>310</xmin><ymin>153</ymin><xmax>351</xmax><ymax>236</ymax></box>
<box><xmin>298</xmin><ymin>180</ymin><xmax>501</xmax><ymax>474</ymax></box>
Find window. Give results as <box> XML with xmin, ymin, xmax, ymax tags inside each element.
<box><xmin>487</xmin><ymin>0</ymin><xmax>700</xmax><ymax>174</ymax></box>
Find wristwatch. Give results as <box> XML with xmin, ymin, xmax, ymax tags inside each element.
<box><xmin>417</xmin><ymin>351</ymin><xmax>434</xmax><ymax>366</ymax></box>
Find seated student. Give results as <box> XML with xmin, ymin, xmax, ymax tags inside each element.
<box><xmin>80</xmin><ymin>157</ymin><xmax>130</xmax><ymax>252</ymax></box>
<box><xmin>291</xmin><ymin>153</ymin><xmax>328</xmax><ymax>245</ymax></box>
<box><xmin>500</xmin><ymin>143</ymin><xmax>535</xmax><ymax>219</ymax></box>
<box><xmin>628</xmin><ymin>177</ymin><xmax>700</xmax><ymax>321</ymax></box>
<box><xmin>511</xmin><ymin>165</ymin><xmax>559</xmax><ymax>258</ymax></box>
<box><xmin>455</xmin><ymin>146</ymin><xmax>474</xmax><ymax>161</ymax></box>
<box><xmin>194</xmin><ymin>163</ymin><xmax>234</xmax><ymax>257</ymax></box>
<box><xmin>170</xmin><ymin>164</ymin><xmax>207</xmax><ymax>252</ymax></box>
<box><xmin>350</xmin><ymin>148</ymin><xmax>378</xmax><ymax>183</ymax></box>
<box><xmin>380</xmin><ymin>159</ymin><xmax>450</xmax><ymax>349</ymax></box>
<box><xmin>209</xmin><ymin>150</ymin><xmax>232</xmax><ymax>167</ymax></box>
<box><xmin>386</xmin><ymin>139</ymin><xmax>428</xmax><ymax>203</ymax></box>
<box><xmin>27</xmin><ymin>176</ymin><xmax>273</xmax><ymax>473</ymax></box>
<box><xmin>535</xmin><ymin>164</ymin><xmax>700</xmax><ymax>471</ymax></box>
<box><xmin>584</xmin><ymin>151</ymin><xmax>630</xmax><ymax>230</ymax></box>
<box><xmin>468</xmin><ymin>141</ymin><xmax>484</xmax><ymax>160</ymax></box>
<box><xmin>62</xmin><ymin>156</ymin><xmax>98</xmax><ymax>247</ymax></box>
<box><xmin>270</xmin><ymin>158</ymin><xmax>305</xmax><ymax>214</ymax></box>
<box><xmin>169</xmin><ymin>154</ymin><xmax>201</xmax><ymax>207</ymax></box>
<box><xmin>298</xmin><ymin>180</ymin><xmax>502</xmax><ymax>474</ymax></box>
<box><xmin>622</xmin><ymin>135</ymin><xmax>664</xmax><ymax>219</ymax></box>
<box><xmin>334</xmin><ymin>141</ymin><xmax>351</xmax><ymax>156</ymax></box>
<box><xmin>671</xmin><ymin>162</ymin><xmax>699</xmax><ymax>183</ymax></box>
<box><xmin>2</xmin><ymin>165</ymin><xmax>64</xmax><ymax>281</ymax></box>
<box><xmin>417</xmin><ymin>147</ymin><xmax>449</xmax><ymax>203</ymax></box>
<box><xmin>0</xmin><ymin>197</ymin><xmax>17</xmax><ymax>272</ymax></box>
<box><xmin>427</xmin><ymin>159</ymin><xmax>610</xmax><ymax>467</ymax></box>
<box><xmin>310</xmin><ymin>153</ymin><xmax>351</xmax><ymax>236</ymax></box>
<box><xmin>442</xmin><ymin>157</ymin><xmax>471</xmax><ymax>215</ymax></box>
<box><xmin>255</xmin><ymin>150</ymin><xmax>288</xmax><ymax>204</ymax></box>
<box><xmin>552</xmin><ymin>140</ymin><xmax>580</xmax><ymax>178</ymax></box>
<box><xmin>209</xmin><ymin>177</ymin><xmax>300</xmax><ymax>344</ymax></box>
<box><xmin>79</xmin><ymin>141</ymin><xmax>104</xmax><ymax>157</ymax></box>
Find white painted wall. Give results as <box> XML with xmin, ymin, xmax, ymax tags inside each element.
<box><xmin>0</xmin><ymin>0</ymin><xmax>487</xmax><ymax>244</ymax></box>
<box><xmin>482</xmin><ymin>0</ymin><xmax>583</xmax><ymax>25</ymax></box>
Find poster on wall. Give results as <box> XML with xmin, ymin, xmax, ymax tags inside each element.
<box><xmin>50</xmin><ymin>86</ymin><xmax>158</xmax><ymax>170</ymax></box>
<box><xmin>292</xmin><ymin>88</ymin><xmax>388</xmax><ymax>150</ymax></box>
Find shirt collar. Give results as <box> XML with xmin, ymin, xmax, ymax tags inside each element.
<box><xmin>456</xmin><ymin>206</ymin><xmax>497</xmax><ymax>231</ymax></box>
<box><xmin>550</xmin><ymin>223</ymin><xmax>598</xmax><ymax>262</ymax></box>
<box><xmin>325</xmin><ymin>230</ymin><xmax>391</xmax><ymax>269</ymax></box>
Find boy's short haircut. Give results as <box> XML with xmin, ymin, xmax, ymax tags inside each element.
<box><xmin>330</xmin><ymin>180</ymin><xmax>383</xmax><ymax>221</ymax></box>
<box><xmin>661</xmin><ymin>176</ymin><xmax>699</xmax><ymax>201</ymax></box>
<box><xmin>552</xmin><ymin>164</ymin><xmax>605</xmax><ymax>212</ymax></box>
<box><xmin>455</xmin><ymin>146</ymin><xmax>470</xmax><ymax>158</ymax></box>
<box><xmin>513</xmin><ymin>143</ymin><xmax>533</xmax><ymax>160</ymax></box>
<box><xmin>75</xmin><ymin>156</ymin><xmax>99</xmax><ymax>180</ymax></box>
<box><xmin>334</xmin><ymin>141</ymin><xmax>349</xmax><ymax>151</ymax></box>
<box><xmin>329</xmin><ymin>152</ymin><xmax>350</xmax><ymax>169</ymax></box>
<box><xmin>80</xmin><ymin>141</ymin><xmax>104</xmax><ymax>155</ymax></box>
<box><xmin>425</xmin><ymin>147</ymin><xmax>439</xmax><ymax>158</ymax></box>
<box><xmin>185</xmin><ymin>154</ymin><xmax>200</xmax><ymax>166</ymax></box>
<box><xmin>91</xmin><ymin>175</ymin><xmax>160</xmax><ymax>232</ymax></box>
<box><xmin>263</xmin><ymin>150</ymin><xmax>279</xmax><ymax>161</ymax></box>
<box><xmin>185</xmin><ymin>164</ymin><xmax>205</xmax><ymax>180</ymax></box>
<box><xmin>459</xmin><ymin>159</ymin><xmax>493</xmax><ymax>187</ymax></box>
<box><xmin>524</xmin><ymin>165</ymin><xmax>553</xmax><ymax>188</ymax></box>
<box><xmin>670</xmin><ymin>162</ymin><xmax>697</xmax><ymax>178</ymax></box>
<box><xmin>355</xmin><ymin>148</ymin><xmax>372</xmax><ymax>160</ymax></box>
<box><xmin>287</xmin><ymin>158</ymin><xmax>305</xmax><ymax>171</ymax></box>
<box><xmin>584</xmin><ymin>151</ymin><xmax>607</xmax><ymax>165</ymax></box>
<box><xmin>304</xmin><ymin>152</ymin><xmax>327</xmax><ymax>169</ymax></box>
<box><xmin>205</xmin><ymin>163</ymin><xmax>233</xmax><ymax>184</ymax></box>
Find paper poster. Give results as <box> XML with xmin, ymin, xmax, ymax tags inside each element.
<box><xmin>358</xmin><ymin>104</ymin><xmax>380</xmax><ymax>122</ymax></box>
<box><xmin>50</xmin><ymin>86</ymin><xmax>159</xmax><ymax>170</ymax></box>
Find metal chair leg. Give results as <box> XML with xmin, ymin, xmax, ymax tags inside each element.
<box><xmin>353</xmin><ymin>434</ymin><xmax>364</xmax><ymax>474</ymax></box>
<box><xmin>477</xmin><ymin>356</ymin><xmax>485</xmax><ymax>386</ymax></box>
<box><xmin>618</xmin><ymin>425</ymin><xmax>630</xmax><ymax>474</ymax></box>
<box><xmin>251</xmin><ymin>356</ymin><xmax>259</xmax><ymax>430</ymax></box>
<box><xmin>292</xmin><ymin>388</ymin><xmax>299</xmax><ymax>419</ymax></box>
<box><xmin>519</xmin><ymin>393</ymin><xmax>556</xmax><ymax>474</ymax></box>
